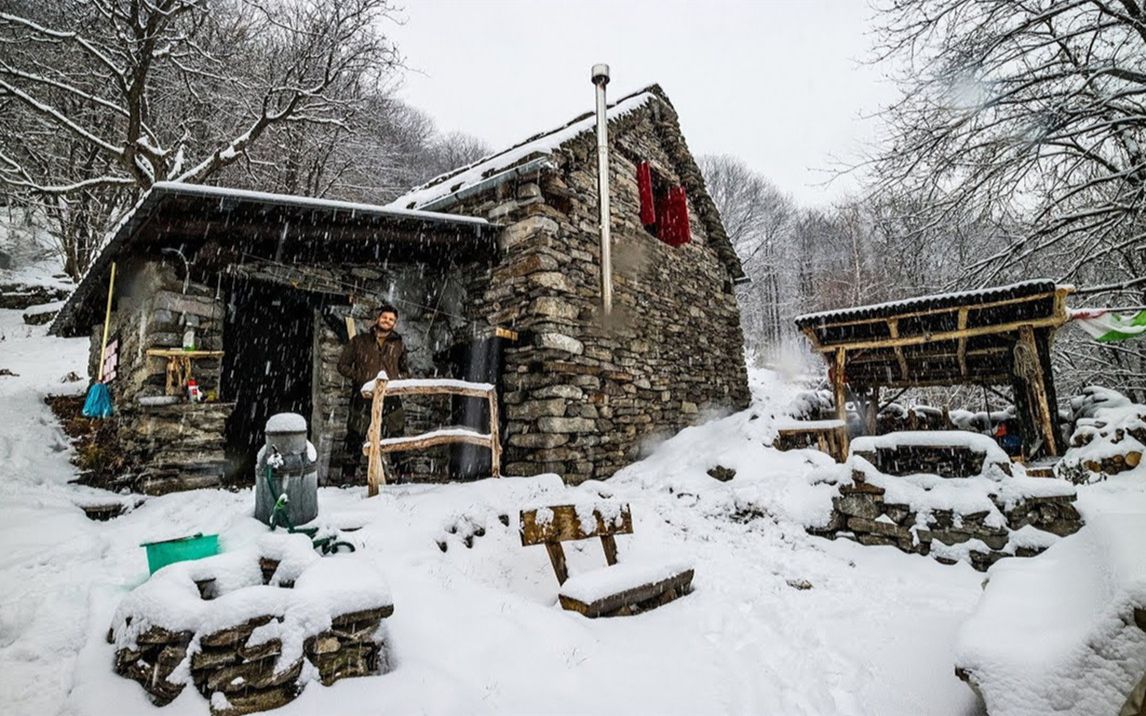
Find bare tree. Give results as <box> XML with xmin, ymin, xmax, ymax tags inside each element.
<box><xmin>0</xmin><ymin>0</ymin><xmax>400</xmax><ymax>277</ymax></box>
<box><xmin>869</xmin><ymin>0</ymin><xmax>1146</xmax><ymax>398</ymax></box>
<box><xmin>869</xmin><ymin>0</ymin><xmax>1146</xmax><ymax>298</ymax></box>
<box><xmin>700</xmin><ymin>154</ymin><xmax>798</xmax><ymax>358</ymax></box>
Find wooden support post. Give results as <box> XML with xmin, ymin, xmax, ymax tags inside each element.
<box><xmin>853</xmin><ymin>387</ymin><xmax>879</xmax><ymax>436</ymax></box>
<box><xmin>544</xmin><ymin>542</ymin><xmax>569</xmax><ymax>585</ymax></box>
<box><xmin>957</xmin><ymin>307</ymin><xmax>969</xmax><ymax>377</ymax></box>
<box><xmin>365</xmin><ymin>372</ymin><xmax>389</xmax><ymax>497</ymax></box>
<box><xmin>487</xmin><ymin>389</ymin><xmax>501</xmax><ymax>478</ymax></box>
<box><xmin>600</xmin><ymin>534</ymin><xmax>619</xmax><ymax>566</ymax></box>
<box><xmin>832</xmin><ymin>349</ymin><xmax>850</xmax><ymax>457</ymax></box>
<box><xmin>833</xmin><ymin>349</ymin><xmax>847</xmax><ymax>422</ymax></box>
<box><xmin>889</xmin><ymin>320</ymin><xmax>909</xmax><ymax>382</ymax></box>
<box><xmin>1019</xmin><ymin>326</ymin><xmax>1059</xmax><ymax>457</ymax></box>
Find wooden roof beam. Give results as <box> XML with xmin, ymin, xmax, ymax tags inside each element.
<box><xmin>812</xmin><ymin>314</ymin><xmax>1066</xmax><ymax>353</ymax></box>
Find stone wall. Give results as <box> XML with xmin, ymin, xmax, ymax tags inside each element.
<box><xmin>454</xmin><ymin>97</ymin><xmax>750</xmax><ymax>483</ymax></box>
<box><xmin>112</xmin><ymin>552</ymin><xmax>391</xmax><ymax>716</ymax></box>
<box><xmin>298</xmin><ymin>262</ymin><xmax>475</xmax><ymax>484</ymax></box>
<box><xmin>91</xmin><ymin>260</ymin><xmax>229</xmax><ymax>493</ymax></box>
<box><xmin>811</xmin><ymin>469</ymin><xmax>1084</xmax><ymax>571</ymax></box>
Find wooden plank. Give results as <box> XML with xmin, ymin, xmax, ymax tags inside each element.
<box><xmin>558</xmin><ymin>569</ymin><xmax>694</xmax><ymax>618</ymax></box>
<box><xmin>519</xmin><ymin>504</ymin><xmax>634</xmax><ymax>546</ymax></box>
<box><xmin>544</xmin><ymin>542</ymin><xmax>569</xmax><ymax>585</ymax></box>
<box><xmin>145</xmin><ymin>349</ymin><xmax>225</xmax><ymax>358</ymax></box>
<box><xmin>381</xmin><ymin>383</ymin><xmax>494</xmax><ymax>399</ymax></box>
<box><xmin>344</xmin><ymin>316</ymin><xmax>357</xmax><ymax>339</ymax></box>
<box><xmin>847</xmin><ymin>345</ymin><xmax>1011</xmax><ymax>365</ymax></box>
<box><xmin>889</xmin><ymin>320</ymin><xmax>909</xmax><ymax>381</ymax></box>
<box><xmin>812</xmin><ymin>314</ymin><xmax>1066</xmax><ymax>354</ymax></box>
<box><xmin>362</xmin><ymin>429</ymin><xmax>492</xmax><ymax>454</ymax></box>
<box><xmin>957</xmin><ymin>307</ymin><xmax>969</xmax><ymax>377</ymax></box>
<box><xmin>854</xmin><ymin>374</ymin><xmax>1012</xmax><ymax>391</ymax></box>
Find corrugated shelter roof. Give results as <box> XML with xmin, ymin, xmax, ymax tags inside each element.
<box><xmin>795</xmin><ymin>279</ymin><xmax>1074</xmax><ymax>390</ymax></box>
<box><xmin>794</xmin><ymin>280</ymin><xmax>1061</xmax><ymax>328</ymax></box>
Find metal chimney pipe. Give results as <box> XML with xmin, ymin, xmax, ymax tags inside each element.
<box><xmin>591</xmin><ymin>63</ymin><xmax>612</xmax><ymax>319</ymax></box>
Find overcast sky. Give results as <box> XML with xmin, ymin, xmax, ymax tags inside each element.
<box><xmin>389</xmin><ymin>0</ymin><xmax>897</xmax><ymax>208</ymax></box>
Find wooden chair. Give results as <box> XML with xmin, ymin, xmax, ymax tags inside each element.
<box><xmin>519</xmin><ymin>503</ymin><xmax>694</xmax><ymax>618</ymax></box>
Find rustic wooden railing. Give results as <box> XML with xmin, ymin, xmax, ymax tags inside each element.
<box><xmin>359</xmin><ymin>371</ymin><xmax>500</xmax><ymax>496</ymax></box>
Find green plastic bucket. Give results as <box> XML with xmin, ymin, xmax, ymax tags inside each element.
<box><xmin>141</xmin><ymin>533</ymin><xmax>219</xmax><ymax>574</ymax></box>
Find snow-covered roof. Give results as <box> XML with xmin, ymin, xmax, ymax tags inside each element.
<box><xmin>388</xmin><ymin>88</ymin><xmax>662</xmax><ymax>211</ymax></box>
<box><xmin>152</xmin><ymin>181</ymin><xmax>489</xmax><ymax>226</ymax></box>
<box><xmin>50</xmin><ymin>182</ymin><xmax>496</xmax><ymax>337</ymax></box>
<box><xmin>794</xmin><ymin>280</ymin><xmax>1062</xmax><ymax>327</ymax></box>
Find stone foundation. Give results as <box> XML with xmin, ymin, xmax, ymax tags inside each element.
<box><xmin>112</xmin><ymin>551</ymin><xmax>391</xmax><ymax>715</ymax></box>
<box><xmin>810</xmin><ymin>470</ymin><xmax>1084</xmax><ymax>571</ymax></box>
<box><xmin>453</xmin><ymin>94</ymin><xmax>751</xmax><ymax>483</ymax></box>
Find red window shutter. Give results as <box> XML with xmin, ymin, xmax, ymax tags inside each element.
<box><xmin>661</xmin><ymin>185</ymin><xmax>691</xmax><ymax>246</ymax></box>
<box><xmin>637</xmin><ymin>162</ymin><xmax>656</xmax><ymax>226</ymax></box>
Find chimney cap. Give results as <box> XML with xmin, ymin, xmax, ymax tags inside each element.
<box><xmin>591</xmin><ymin>64</ymin><xmax>610</xmax><ymax>86</ymax></box>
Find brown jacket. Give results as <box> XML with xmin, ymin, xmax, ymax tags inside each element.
<box><xmin>337</xmin><ymin>328</ymin><xmax>410</xmax><ymax>389</ymax></box>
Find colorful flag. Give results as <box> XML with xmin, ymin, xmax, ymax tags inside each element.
<box><xmin>1071</xmin><ymin>308</ymin><xmax>1146</xmax><ymax>342</ymax></box>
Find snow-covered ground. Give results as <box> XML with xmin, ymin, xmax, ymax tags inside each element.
<box><xmin>1</xmin><ymin>305</ymin><xmax>1142</xmax><ymax>715</ymax></box>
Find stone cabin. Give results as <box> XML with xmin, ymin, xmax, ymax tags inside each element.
<box><xmin>51</xmin><ymin>84</ymin><xmax>750</xmax><ymax>493</ymax></box>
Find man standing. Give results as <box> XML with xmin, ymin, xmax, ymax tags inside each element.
<box><xmin>337</xmin><ymin>304</ymin><xmax>409</xmax><ymax>482</ymax></box>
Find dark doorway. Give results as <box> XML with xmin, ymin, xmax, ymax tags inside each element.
<box><xmin>444</xmin><ymin>335</ymin><xmax>510</xmax><ymax>480</ymax></box>
<box><xmin>222</xmin><ymin>280</ymin><xmax>315</xmax><ymax>483</ymax></box>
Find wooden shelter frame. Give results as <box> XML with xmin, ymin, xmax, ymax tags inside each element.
<box><xmin>797</xmin><ymin>284</ymin><xmax>1075</xmax><ymax>459</ymax></box>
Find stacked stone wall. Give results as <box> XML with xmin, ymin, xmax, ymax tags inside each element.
<box><xmin>90</xmin><ymin>260</ymin><xmax>229</xmax><ymax>493</ymax></box>
<box><xmin>812</xmin><ymin>470</ymin><xmax>1084</xmax><ymax>571</ymax></box>
<box><xmin>457</xmin><ymin>101</ymin><xmax>749</xmax><ymax>483</ymax></box>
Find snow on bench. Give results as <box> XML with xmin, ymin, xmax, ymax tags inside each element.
<box><xmin>520</xmin><ymin>503</ymin><xmax>694</xmax><ymax>618</ymax></box>
<box><xmin>954</xmin><ymin>513</ymin><xmax>1146</xmax><ymax>713</ymax></box>
<box><xmin>851</xmin><ymin>430</ymin><xmax>1010</xmax><ymax>464</ymax></box>
<box><xmin>360</xmin><ymin>373</ymin><xmax>495</xmax><ymax>399</ymax></box>
<box><xmin>362</xmin><ymin>427</ymin><xmax>492</xmax><ymax>454</ymax></box>
<box><xmin>559</xmin><ymin>559</ymin><xmax>695</xmax><ymax>618</ymax></box>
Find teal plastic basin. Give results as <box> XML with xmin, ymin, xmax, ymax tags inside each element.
<box><xmin>141</xmin><ymin>533</ymin><xmax>219</xmax><ymax>574</ymax></box>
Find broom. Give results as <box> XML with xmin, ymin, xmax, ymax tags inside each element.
<box><xmin>82</xmin><ymin>262</ymin><xmax>117</xmax><ymax>419</ymax></box>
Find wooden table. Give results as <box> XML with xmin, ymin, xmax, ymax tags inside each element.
<box><xmin>145</xmin><ymin>349</ymin><xmax>224</xmax><ymax>397</ymax></box>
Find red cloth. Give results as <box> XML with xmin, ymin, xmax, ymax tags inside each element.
<box><xmin>637</xmin><ymin>162</ymin><xmax>656</xmax><ymax>226</ymax></box>
<box><xmin>660</xmin><ymin>185</ymin><xmax>691</xmax><ymax>246</ymax></box>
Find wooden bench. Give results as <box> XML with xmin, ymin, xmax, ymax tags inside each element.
<box><xmin>519</xmin><ymin>503</ymin><xmax>694</xmax><ymax>618</ymax></box>
<box><xmin>774</xmin><ymin>419</ymin><xmax>849</xmax><ymax>462</ymax></box>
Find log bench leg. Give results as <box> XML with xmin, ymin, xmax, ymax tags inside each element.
<box><xmin>544</xmin><ymin>542</ymin><xmax>569</xmax><ymax>585</ymax></box>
